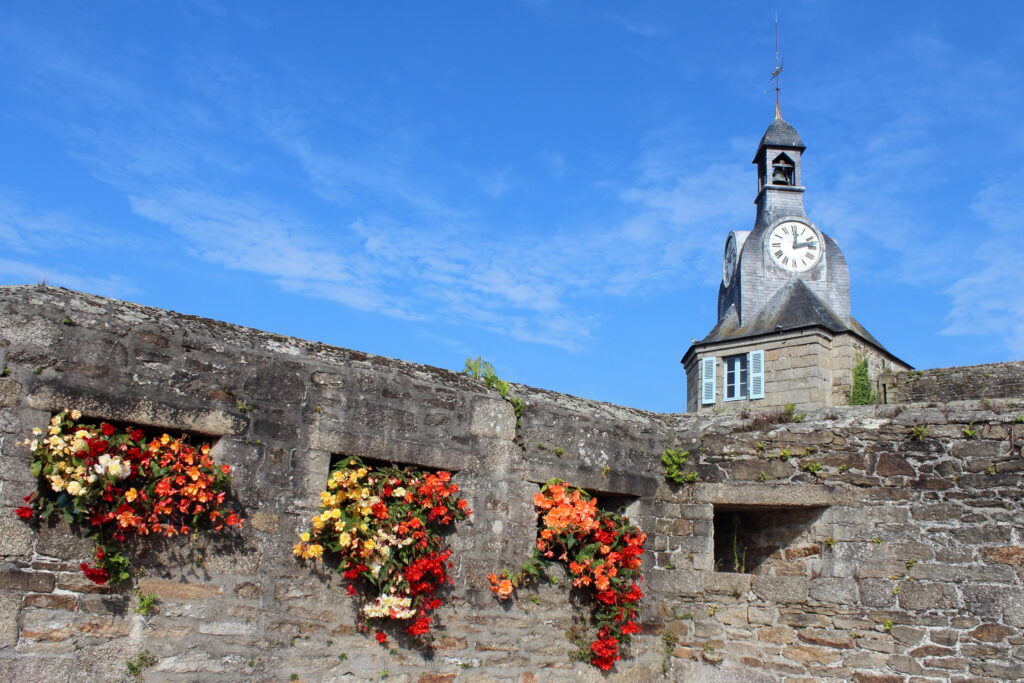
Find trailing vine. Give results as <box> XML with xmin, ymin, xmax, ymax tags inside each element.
<box><xmin>487</xmin><ymin>479</ymin><xmax>646</xmax><ymax>671</ymax></box>
<box><xmin>15</xmin><ymin>410</ymin><xmax>243</xmax><ymax>585</ymax></box>
<box><xmin>293</xmin><ymin>456</ymin><xmax>471</xmax><ymax>643</ymax></box>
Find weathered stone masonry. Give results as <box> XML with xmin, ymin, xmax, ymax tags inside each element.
<box><xmin>1</xmin><ymin>285</ymin><xmax>1023</xmax><ymax>682</ymax></box>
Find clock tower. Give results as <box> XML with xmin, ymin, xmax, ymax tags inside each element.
<box><xmin>682</xmin><ymin>109</ymin><xmax>910</xmax><ymax>413</ymax></box>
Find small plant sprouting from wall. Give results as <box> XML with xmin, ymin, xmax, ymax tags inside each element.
<box><xmin>660</xmin><ymin>448</ymin><xmax>699</xmax><ymax>484</ymax></box>
<box><xmin>910</xmin><ymin>425</ymin><xmax>928</xmax><ymax>440</ymax></box>
<box><xmin>962</xmin><ymin>422</ymin><xmax>978</xmax><ymax>439</ymax></box>
<box><xmin>463</xmin><ymin>357</ymin><xmax>525</xmax><ymax>426</ymax></box>
<box><xmin>125</xmin><ymin>650</ymin><xmax>158</xmax><ymax>678</ymax></box>
<box><xmin>135</xmin><ymin>591</ymin><xmax>159</xmax><ymax>616</ymax></box>
<box><xmin>801</xmin><ymin>461</ymin><xmax>823</xmax><ymax>475</ymax></box>
<box><xmin>846</xmin><ymin>358</ymin><xmax>877</xmax><ymax>405</ymax></box>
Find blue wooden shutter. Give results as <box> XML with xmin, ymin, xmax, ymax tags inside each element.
<box><xmin>748</xmin><ymin>350</ymin><xmax>765</xmax><ymax>399</ymax></box>
<box><xmin>701</xmin><ymin>357</ymin><xmax>716</xmax><ymax>405</ymax></box>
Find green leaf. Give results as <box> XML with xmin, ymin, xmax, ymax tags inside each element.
<box><xmin>30</xmin><ymin>461</ymin><xmax>42</xmax><ymax>478</ymax></box>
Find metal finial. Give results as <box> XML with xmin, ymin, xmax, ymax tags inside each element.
<box><xmin>769</xmin><ymin>14</ymin><xmax>784</xmax><ymax>118</ymax></box>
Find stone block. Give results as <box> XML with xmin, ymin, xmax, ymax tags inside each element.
<box><xmin>0</xmin><ymin>563</ymin><xmax>55</xmax><ymax>592</ymax></box>
<box><xmin>469</xmin><ymin>397</ymin><xmax>515</xmax><ymax>440</ymax></box>
<box><xmin>137</xmin><ymin>577</ymin><xmax>223</xmax><ymax>602</ymax></box>
<box><xmin>752</xmin><ymin>576</ymin><xmax>808</xmax><ymax>604</ymax></box>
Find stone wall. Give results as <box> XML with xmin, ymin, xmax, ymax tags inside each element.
<box><xmin>830</xmin><ymin>336</ymin><xmax>911</xmax><ymax>407</ymax></box>
<box><xmin>1</xmin><ymin>285</ymin><xmax>1023</xmax><ymax>682</ymax></box>
<box><xmin>882</xmin><ymin>362</ymin><xmax>1024</xmax><ymax>405</ymax></box>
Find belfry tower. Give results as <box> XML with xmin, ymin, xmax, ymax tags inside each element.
<box><xmin>682</xmin><ymin>110</ymin><xmax>909</xmax><ymax>413</ymax></box>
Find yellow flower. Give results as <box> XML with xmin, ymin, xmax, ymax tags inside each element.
<box><xmin>48</xmin><ymin>426</ymin><xmax>60</xmax><ymax>435</ymax></box>
<box><xmin>32</xmin><ymin>427</ymin><xmax>42</xmax><ymax>435</ymax></box>
<box><xmin>125</xmin><ymin>488</ymin><xmax>138</xmax><ymax>502</ymax></box>
<box><xmin>293</xmin><ymin>542</ymin><xmax>306</xmax><ymax>556</ymax></box>
<box><xmin>66</xmin><ymin>480</ymin><xmax>84</xmax><ymax>496</ymax></box>
<box><xmin>160</xmin><ymin>434</ymin><xmax>170</xmax><ymax>445</ymax></box>
<box><xmin>330</xmin><ymin>508</ymin><xmax>341</xmax><ymax>519</ymax></box>
<box><xmin>301</xmin><ymin>543</ymin><xmax>324</xmax><ymax>559</ymax></box>
<box><xmin>338</xmin><ymin>532</ymin><xmax>352</xmax><ymax>547</ymax></box>
<box><xmin>300</xmin><ymin>532</ymin><xmax>310</xmax><ymax>542</ymax></box>
<box><xmin>364</xmin><ymin>539</ymin><xmax>376</xmax><ymax>551</ymax></box>
<box><xmin>70</xmin><ymin>410</ymin><xmax>82</xmax><ymax>420</ymax></box>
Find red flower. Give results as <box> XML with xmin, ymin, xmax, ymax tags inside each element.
<box><xmin>101</xmin><ymin>422</ymin><xmax>116</xmax><ymax>437</ymax></box>
<box><xmin>621</xmin><ymin>620</ymin><xmax>641</xmax><ymax>635</ymax></box>
<box><xmin>405</xmin><ymin>616</ymin><xmax>431</xmax><ymax>636</ymax></box>
<box><xmin>595</xmin><ymin>590</ymin><xmax>617</xmax><ymax>605</ymax></box>
<box><xmin>130</xmin><ymin>429</ymin><xmax>144</xmax><ymax>442</ymax></box>
<box><xmin>374</xmin><ymin>630</ymin><xmax>388</xmax><ymax>644</ymax></box>
<box><xmin>80</xmin><ymin>563</ymin><xmax>110</xmax><ymax>585</ymax></box>
<box><xmin>14</xmin><ymin>506</ymin><xmax>33</xmax><ymax>520</ymax></box>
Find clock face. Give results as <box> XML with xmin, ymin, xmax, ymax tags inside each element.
<box><xmin>723</xmin><ymin>234</ymin><xmax>738</xmax><ymax>285</ymax></box>
<box><xmin>768</xmin><ymin>221</ymin><xmax>822</xmax><ymax>272</ymax></box>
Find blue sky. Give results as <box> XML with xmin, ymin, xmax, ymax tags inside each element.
<box><xmin>2</xmin><ymin>2</ymin><xmax>1023</xmax><ymax>413</ymax></box>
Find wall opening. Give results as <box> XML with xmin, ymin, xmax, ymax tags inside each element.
<box><xmin>712</xmin><ymin>504</ymin><xmax>826</xmax><ymax>574</ymax></box>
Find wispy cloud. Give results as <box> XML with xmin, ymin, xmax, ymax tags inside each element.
<box><xmin>942</xmin><ymin>172</ymin><xmax>1024</xmax><ymax>354</ymax></box>
<box><xmin>0</xmin><ymin>194</ymin><xmax>138</xmax><ymax>297</ymax></box>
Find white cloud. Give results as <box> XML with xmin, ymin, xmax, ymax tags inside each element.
<box><xmin>942</xmin><ymin>173</ymin><xmax>1024</xmax><ymax>355</ymax></box>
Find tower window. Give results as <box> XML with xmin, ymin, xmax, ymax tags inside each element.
<box><xmin>771</xmin><ymin>153</ymin><xmax>794</xmax><ymax>186</ymax></box>
<box><xmin>723</xmin><ymin>354</ymin><xmax>748</xmax><ymax>400</ymax></box>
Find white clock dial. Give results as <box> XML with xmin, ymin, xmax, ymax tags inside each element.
<box><xmin>767</xmin><ymin>221</ymin><xmax>822</xmax><ymax>272</ymax></box>
<box><xmin>723</xmin><ymin>234</ymin><xmax>738</xmax><ymax>285</ymax></box>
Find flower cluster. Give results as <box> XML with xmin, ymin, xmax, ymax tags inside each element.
<box><xmin>293</xmin><ymin>456</ymin><xmax>471</xmax><ymax>642</ymax></box>
<box><xmin>488</xmin><ymin>479</ymin><xmax>646</xmax><ymax>671</ymax></box>
<box><xmin>15</xmin><ymin>410</ymin><xmax>243</xmax><ymax>584</ymax></box>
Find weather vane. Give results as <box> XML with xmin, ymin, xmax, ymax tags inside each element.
<box><xmin>769</xmin><ymin>13</ymin><xmax>784</xmax><ymax>117</ymax></box>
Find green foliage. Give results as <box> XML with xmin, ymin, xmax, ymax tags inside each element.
<box><xmin>125</xmin><ymin>650</ymin><xmax>158</xmax><ymax>678</ymax></box>
<box><xmin>135</xmin><ymin>591</ymin><xmax>159</xmax><ymax>616</ymax></box>
<box><xmin>235</xmin><ymin>399</ymin><xmax>253</xmax><ymax>412</ymax></box>
<box><xmin>754</xmin><ymin>441</ymin><xmax>766</xmax><ymax>454</ymax></box>
<box><xmin>464</xmin><ymin>357</ymin><xmax>525</xmax><ymax>426</ymax></box>
<box><xmin>871</xmin><ymin>536</ymin><xmax>885</xmax><ymax>544</ymax></box>
<box><xmin>963</xmin><ymin>422</ymin><xmax>978</xmax><ymax>439</ymax></box>
<box><xmin>910</xmin><ymin>425</ymin><xmax>928</xmax><ymax>440</ymax></box>
<box><xmin>838</xmin><ymin>464</ymin><xmax>849</xmax><ymax>473</ymax></box>
<box><xmin>757</xmin><ymin>471</ymin><xmax>768</xmax><ymax>482</ymax></box>
<box><xmin>61</xmin><ymin>317</ymin><xmax>73</xmax><ymax>325</ymax></box>
<box><xmin>779</xmin><ymin>449</ymin><xmax>792</xmax><ymax>461</ymax></box>
<box><xmin>846</xmin><ymin>359</ymin><xmax>877</xmax><ymax>405</ymax></box>
<box><xmin>661</xmin><ymin>631</ymin><xmax>679</xmax><ymax>676</ymax></box>
<box><xmin>1015</xmin><ymin>415</ymin><xmax>1024</xmax><ymax>424</ymax></box>
<box><xmin>661</xmin><ymin>448</ymin><xmax>698</xmax><ymax>484</ymax></box>
<box><xmin>883</xmin><ymin>619</ymin><xmax>893</xmax><ymax>631</ymax></box>
<box><xmin>824</xmin><ymin>537</ymin><xmax>837</xmax><ymax>549</ymax></box>
<box><xmin>905</xmin><ymin>558</ymin><xmax>917</xmax><ymax>569</ymax></box>
<box><xmin>537</xmin><ymin>443</ymin><xmax>547</xmax><ymax>451</ymax></box>
<box><xmin>802</xmin><ymin>461</ymin><xmax>823</xmax><ymax>475</ymax></box>
<box><xmin>784</xmin><ymin>403</ymin><xmax>805</xmax><ymax>423</ymax></box>
<box><xmin>553</xmin><ymin>447</ymin><xmax>564</xmax><ymax>457</ymax></box>
<box><xmin>0</xmin><ymin>366</ymin><xmax>8</xmax><ymax>377</ymax></box>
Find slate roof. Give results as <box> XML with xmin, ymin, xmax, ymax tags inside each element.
<box><xmin>758</xmin><ymin>115</ymin><xmax>805</xmax><ymax>151</ymax></box>
<box><xmin>701</xmin><ymin>279</ymin><xmax>892</xmax><ymax>355</ymax></box>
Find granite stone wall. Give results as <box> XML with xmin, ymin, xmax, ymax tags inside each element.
<box><xmin>1</xmin><ymin>286</ymin><xmax>1023</xmax><ymax>682</ymax></box>
<box><xmin>882</xmin><ymin>362</ymin><xmax>1024</xmax><ymax>405</ymax></box>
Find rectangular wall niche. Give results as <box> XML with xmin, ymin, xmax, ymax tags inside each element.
<box><xmin>712</xmin><ymin>504</ymin><xmax>826</xmax><ymax>575</ymax></box>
